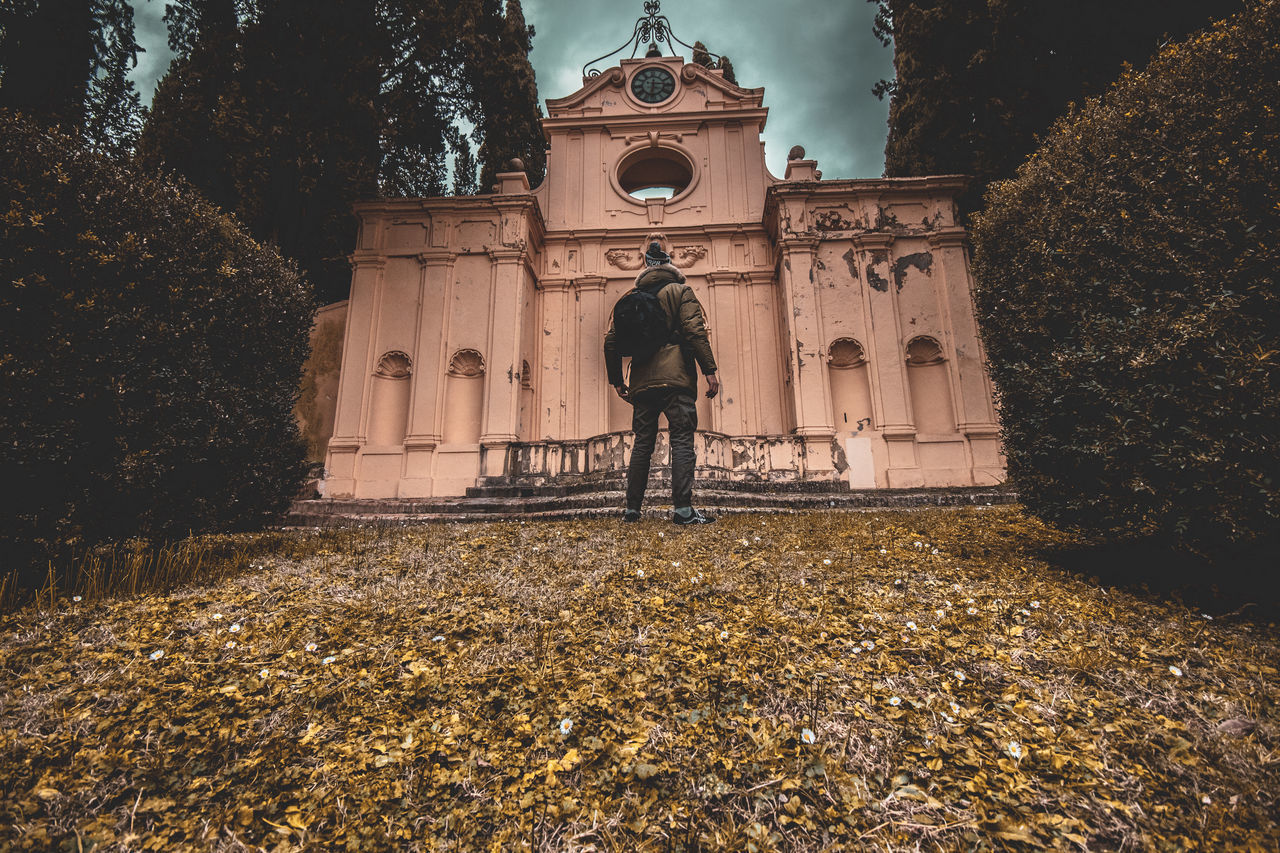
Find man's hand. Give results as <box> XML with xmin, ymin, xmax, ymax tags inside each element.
<box><xmin>705</xmin><ymin>373</ymin><xmax>721</xmax><ymax>399</ymax></box>
<box><xmin>614</xmin><ymin>383</ymin><xmax>630</xmax><ymax>401</ymax></box>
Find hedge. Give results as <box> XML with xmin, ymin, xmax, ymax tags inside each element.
<box><xmin>1</xmin><ymin>114</ymin><xmax>314</xmax><ymax>577</ymax></box>
<box><xmin>971</xmin><ymin>1</ymin><xmax>1279</xmax><ymax>550</ymax></box>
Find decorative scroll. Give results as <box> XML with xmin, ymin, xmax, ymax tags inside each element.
<box><xmin>582</xmin><ymin>1</ymin><xmax>720</xmax><ymax>78</ymax></box>
<box><xmin>374</xmin><ymin>351</ymin><xmax>412</xmax><ymax>378</ymax></box>
<box><xmin>670</xmin><ymin>245</ymin><xmax>707</xmax><ymax>268</ymax></box>
<box><xmin>605</xmin><ymin>249</ymin><xmax>645</xmax><ymax>270</ymax></box>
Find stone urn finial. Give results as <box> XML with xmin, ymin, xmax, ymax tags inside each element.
<box><xmin>505</xmin><ymin>157</ymin><xmax>526</xmax><ymax>172</ymax></box>
<box><xmin>788</xmin><ymin>145</ymin><xmax>806</xmax><ymax>161</ymax></box>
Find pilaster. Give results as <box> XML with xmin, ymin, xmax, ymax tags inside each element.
<box><xmin>325</xmin><ymin>253</ymin><xmax>386</xmax><ymax>497</ymax></box>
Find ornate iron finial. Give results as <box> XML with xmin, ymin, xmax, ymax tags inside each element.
<box><xmin>582</xmin><ymin>0</ymin><xmax>721</xmax><ymax>78</ymax></box>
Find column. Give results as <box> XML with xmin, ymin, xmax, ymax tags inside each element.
<box><xmin>400</xmin><ymin>250</ymin><xmax>453</xmax><ymax>496</ymax></box>
<box><xmin>856</xmin><ymin>233</ymin><xmax>923</xmax><ymax>488</ymax></box>
<box><xmin>777</xmin><ymin>236</ymin><xmax>837</xmax><ymax>477</ymax></box>
<box><xmin>324</xmin><ymin>253</ymin><xmax>385</xmax><ymax>498</ymax></box>
<box><xmin>930</xmin><ymin>228</ymin><xmax>1004</xmax><ymax>483</ymax></box>
<box><xmin>480</xmin><ymin>247</ymin><xmax>529</xmax><ymax>477</ymax></box>
<box><xmin>574</xmin><ymin>274</ymin><xmax>607</xmax><ymax>438</ymax></box>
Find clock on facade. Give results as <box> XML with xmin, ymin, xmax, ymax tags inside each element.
<box><xmin>631</xmin><ymin>67</ymin><xmax>676</xmax><ymax>103</ymax></box>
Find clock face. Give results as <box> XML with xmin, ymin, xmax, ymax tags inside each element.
<box><xmin>631</xmin><ymin>67</ymin><xmax>676</xmax><ymax>104</ymax></box>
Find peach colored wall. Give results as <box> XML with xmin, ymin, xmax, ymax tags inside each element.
<box><xmin>322</xmin><ymin>57</ymin><xmax>1005</xmax><ymax>498</ymax></box>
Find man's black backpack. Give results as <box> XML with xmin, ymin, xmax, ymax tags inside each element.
<box><xmin>612</xmin><ymin>285</ymin><xmax>675</xmax><ymax>362</ymax></box>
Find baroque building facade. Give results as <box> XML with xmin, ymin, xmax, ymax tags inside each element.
<box><xmin>320</xmin><ymin>53</ymin><xmax>1005</xmax><ymax>499</ymax></box>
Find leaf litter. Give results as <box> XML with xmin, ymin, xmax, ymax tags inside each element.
<box><xmin>1</xmin><ymin>507</ymin><xmax>1277</xmax><ymax>851</ymax></box>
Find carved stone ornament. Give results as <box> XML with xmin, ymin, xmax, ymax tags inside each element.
<box><xmin>374</xmin><ymin>351</ymin><xmax>412</xmax><ymax>378</ymax></box>
<box><xmin>605</xmin><ymin>248</ymin><xmax>645</xmax><ymax>270</ymax></box>
<box><xmin>827</xmin><ymin>338</ymin><xmax>866</xmax><ymax>368</ymax></box>
<box><xmin>905</xmin><ymin>336</ymin><xmax>946</xmax><ymax>366</ymax></box>
<box><xmin>671</xmin><ymin>245</ymin><xmax>707</xmax><ymax>268</ymax></box>
<box><xmin>520</xmin><ymin>360</ymin><xmax>533</xmax><ymax>389</ymax></box>
<box><xmin>447</xmin><ymin>349</ymin><xmax>486</xmax><ymax>377</ymax></box>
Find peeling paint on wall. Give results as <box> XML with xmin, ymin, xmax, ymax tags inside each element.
<box><xmin>892</xmin><ymin>252</ymin><xmax>933</xmax><ymax>292</ymax></box>
<box><xmin>841</xmin><ymin>248</ymin><xmax>859</xmax><ymax>280</ymax></box>
<box><xmin>867</xmin><ymin>264</ymin><xmax>889</xmax><ymax>292</ymax></box>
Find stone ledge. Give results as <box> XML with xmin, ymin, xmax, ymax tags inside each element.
<box><xmin>286</xmin><ymin>486</ymin><xmax>1017</xmax><ymax>527</ymax></box>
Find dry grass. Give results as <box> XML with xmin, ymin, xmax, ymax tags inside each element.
<box><xmin>1</xmin><ymin>507</ymin><xmax>1277</xmax><ymax>851</ymax></box>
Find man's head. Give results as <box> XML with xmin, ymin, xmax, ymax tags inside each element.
<box><xmin>644</xmin><ymin>241</ymin><xmax>671</xmax><ymax>267</ymax></box>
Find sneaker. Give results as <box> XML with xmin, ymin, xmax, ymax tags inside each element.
<box><xmin>622</xmin><ymin>509</ymin><xmax>641</xmax><ymax>523</ymax></box>
<box><xmin>672</xmin><ymin>508</ymin><xmax>715</xmax><ymax>525</ymax></box>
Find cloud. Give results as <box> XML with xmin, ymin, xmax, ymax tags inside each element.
<box><xmin>127</xmin><ymin>0</ymin><xmax>893</xmax><ymax>176</ymax></box>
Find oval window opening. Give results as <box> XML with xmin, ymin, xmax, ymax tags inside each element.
<box><xmin>618</xmin><ymin>148</ymin><xmax>693</xmax><ymax>201</ymax></box>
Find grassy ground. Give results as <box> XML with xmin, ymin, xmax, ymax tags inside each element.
<box><xmin>1</xmin><ymin>507</ymin><xmax>1277</xmax><ymax>851</ymax></box>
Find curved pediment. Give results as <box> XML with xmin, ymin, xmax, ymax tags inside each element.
<box><xmin>545</xmin><ymin>57</ymin><xmax>766</xmax><ymax>121</ymax></box>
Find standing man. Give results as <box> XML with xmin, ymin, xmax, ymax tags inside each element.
<box><xmin>604</xmin><ymin>241</ymin><xmax>721</xmax><ymax>524</ymax></box>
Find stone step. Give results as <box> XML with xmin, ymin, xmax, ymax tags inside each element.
<box><xmin>286</xmin><ymin>486</ymin><xmax>1015</xmax><ymax>526</ymax></box>
<box><xmin>465</xmin><ymin>475</ymin><xmax>864</xmax><ymax>499</ymax></box>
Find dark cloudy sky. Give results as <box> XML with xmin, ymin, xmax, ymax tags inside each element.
<box><xmin>129</xmin><ymin>0</ymin><xmax>894</xmax><ymax>179</ymax></box>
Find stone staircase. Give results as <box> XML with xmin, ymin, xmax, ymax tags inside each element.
<box><xmin>286</xmin><ymin>477</ymin><xmax>1015</xmax><ymax>526</ymax></box>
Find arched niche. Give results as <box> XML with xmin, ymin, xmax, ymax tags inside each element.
<box><xmin>827</xmin><ymin>338</ymin><xmax>875</xmax><ymax>434</ymax></box>
<box><xmin>443</xmin><ymin>349</ymin><xmax>485</xmax><ymax>444</ymax></box>
<box><xmin>368</xmin><ymin>351</ymin><xmax>411</xmax><ymax>446</ymax></box>
<box><xmin>905</xmin><ymin>336</ymin><xmax>956</xmax><ymax>434</ymax></box>
<box><xmin>518</xmin><ymin>359</ymin><xmax>535</xmax><ymax>440</ymax></box>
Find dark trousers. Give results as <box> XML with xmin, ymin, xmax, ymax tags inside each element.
<box><xmin>627</xmin><ymin>388</ymin><xmax>698</xmax><ymax>511</ymax></box>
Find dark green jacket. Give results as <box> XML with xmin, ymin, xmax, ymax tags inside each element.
<box><xmin>604</xmin><ymin>263</ymin><xmax>717</xmax><ymax>396</ymax></box>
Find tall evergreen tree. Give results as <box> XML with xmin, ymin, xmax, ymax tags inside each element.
<box><xmin>0</xmin><ymin>0</ymin><xmax>141</xmax><ymax>143</ymax></box>
<box><xmin>869</xmin><ymin>0</ymin><xmax>1246</xmax><ymax>213</ymax></box>
<box><xmin>472</xmin><ymin>0</ymin><xmax>546</xmax><ymax>192</ymax></box>
<box><xmin>140</xmin><ymin>0</ymin><xmax>546</xmax><ymax>302</ymax></box>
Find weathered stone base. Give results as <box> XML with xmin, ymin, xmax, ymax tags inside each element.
<box><xmin>286</xmin><ymin>483</ymin><xmax>1017</xmax><ymax>526</ymax></box>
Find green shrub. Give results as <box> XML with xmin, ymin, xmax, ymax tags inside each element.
<box><xmin>0</xmin><ymin>114</ymin><xmax>314</xmax><ymax>578</ymax></box>
<box><xmin>971</xmin><ymin>2</ymin><xmax>1279</xmax><ymax>550</ymax></box>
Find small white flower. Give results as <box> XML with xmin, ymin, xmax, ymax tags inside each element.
<box><xmin>72</xmin><ymin>596</ymin><xmax>81</xmax><ymax>603</ymax></box>
<box><xmin>914</xmin><ymin>541</ymin><xmax>923</xmax><ymax>549</ymax></box>
<box><xmin>225</xmin><ymin>641</ymin><xmax>237</xmax><ymax>649</ymax></box>
<box><xmin>259</xmin><ymin>668</ymin><xmax>270</xmax><ymax>678</ymax></box>
<box><xmin>851</xmin><ymin>646</ymin><xmax>862</xmax><ymax>655</ymax></box>
<box><xmin>822</xmin><ymin>558</ymin><xmax>832</xmax><ymax>566</ymax></box>
<box><xmin>1030</xmin><ymin>601</ymin><xmax>1041</xmax><ymax>609</ymax></box>
<box><xmin>1201</xmin><ymin>614</ymin><xmax>1213</xmax><ymax>621</ymax></box>
<box><xmin>671</xmin><ymin>561</ymin><xmax>681</xmax><ymax>568</ymax></box>
<box><xmin>801</xmin><ymin>728</ymin><xmax>816</xmax><ymax>744</ymax></box>
<box><xmin>432</xmin><ymin>635</ymin><xmax>446</xmax><ymax>642</ymax></box>
<box><xmin>935</xmin><ymin>609</ymin><xmax>946</xmax><ymax>619</ymax></box>
<box><xmin>657</xmin><ymin>531</ymin><xmax>664</xmax><ymax>538</ymax></box>
<box><xmin>894</xmin><ymin>578</ymin><xmax>902</xmax><ymax>586</ymax></box>
<box><xmin>879</xmin><ymin>548</ymin><xmax>888</xmax><ymax>554</ymax></box>
<box><xmin>943</xmin><ymin>713</ymin><xmax>955</xmax><ymax>723</ymax></box>
<box><xmin>532</xmin><ymin>545</ymin><xmax>540</xmax><ymax>552</ymax></box>
<box><xmin>1201</xmin><ymin>794</ymin><xmax>1211</xmax><ymax>804</ymax></box>
<box><xmin>636</xmin><ymin>568</ymin><xmax>645</xmax><ymax>578</ymax></box>
<box><xmin>719</xmin><ymin>630</ymin><xmax>729</xmax><ymax>640</ymax></box>
<box><xmin>229</xmin><ymin>623</ymin><xmax>241</xmax><ymax>633</ymax></box>
<box><xmin>1019</xmin><ymin>608</ymin><xmax>1032</xmax><ymax>616</ymax></box>
<box><xmin>559</xmin><ymin>717</ymin><xmax>573</xmax><ymax>735</ymax></box>
<box><xmin>950</xmin><ymin>701</ymin><xmax>961</xmax><ymax>715</ymax></box>
<box><xmin>952</xmin><ymin>583</ymin><xmax>963</xmax><ymax>591</ymax></box>
<box><xmin>967</xmin><ymin>607</ymin><xmax>978</xmax><ymax>615</ymax></box>
<box><xmin>964</xmin><ymin>598</ymin><xmax>975</xmax><ymax>605</ymax></box>
<box><xmin>905</xmin><ymin>621</ymin><xmax>917</xmax><ymax>631</ymax></box>
<box><xmin>944</xmin><ymin>600</ymin><xmax>953</xmax><ymax>608</ymax></box>
<box><xmin>322</xmin><ymin>656</ymin><xmax>336</xmax><ymax>665</ymax></box>
<box><xmin>211</xmin><ymin>613</ymin><xmax>223</xmax><ymax>621</ymax></box>
<box><xmin>799</xmin><ymin>578</ymin><xmax>807</xmax><ymax>586</ymax></box>
<box><xmin>753</xmin><ymin>536</ymin><xmax>760</xmax><ymax>542</ymax></box>
<box><xmin>739</xmin><ymin>538</ymin><xmax>750</xmax><ymax>546</ymax></box>
<box><xmin>888</xmin><ymin>696</ymin><xmax>901</xmax><ymax>706</ymax></box>
<box><xmin>1007</xmin><ymin>740</ymin><xmax>1024</xmax><ymax>760</ymax></box>
<box><xmin>931</xmin><ymin>548</ymin><xmax>940</xmax><ymax>555</ymax></box>
<box><xmin>1169</xmin><ymin>665</ymin><xmax>1183</xmax><ymax>677</ymax></box>
<box><xmin>954</xmin><ymin>670</ymin><xmax>966</xmax><ymax>682</ymax></box>
<box><xmin>862</xmin><ymin>640</ymin><xmax>875</xmax><ymax>650</ymax></box>
<box><xmin>149</xmin><ymin>649</ymin><xmax>164</xmax><ymax>661</ymax></box>
<box><xmin>305</xmin><ymin>642</ymin><xmax>318</xmax><ymax>652</ymax></box>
